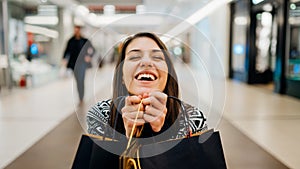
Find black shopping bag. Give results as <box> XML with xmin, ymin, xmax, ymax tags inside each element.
<box><xmin>72</xmin><ymin>134</ymin><xmax>126</xmax><ymax>169</ymax></box>
<box><xmin>139</xmin><ymin>130</ymin><xmax>226</xmax><ymax>169</ymax></box>
<box><xmin>71</xmin><ymin>130</ymin><xmax>227</xmax><ymax>169</ymax></box>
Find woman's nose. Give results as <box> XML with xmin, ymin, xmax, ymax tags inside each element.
<box><xmin>140</xmin><ymin>55</ymin><xmax>153</xmax><ymax>67</ymax></box>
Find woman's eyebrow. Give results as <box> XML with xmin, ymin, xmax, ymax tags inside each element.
<box><xmin>151</xmin><ymin>49</ymin><xmax>163</xmax><ymax>52</ymax></box>
<box><xmin>126</xmin><ymin>49</ymin><xmax>162</xmax><ymax>54</ymax></box>
<box><xmin>127</xmin><ymin>49</ymin><xmax>142</xmax><ymax>54</ymax></box>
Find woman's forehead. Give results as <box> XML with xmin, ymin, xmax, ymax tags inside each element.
<box><xmin>126</xmin><ymin>37</ymin><xmax>160</xmax><ymax>52</ymax></box>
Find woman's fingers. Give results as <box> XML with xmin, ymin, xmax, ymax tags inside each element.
<box><xmin>122</xmin><ymin>95</ymin><xmax>145</xmax><ymax>137</ymax></box>
<box><xmin>144</xmin><ymin>106</ymin><xmax>167</xmax><ymax>121</ymax></box>
<box><xmin>142</xmin><ymin>91</ymin><xmax>167</xmax><ymax>106</ymax></box>
<box><xmin>142</xmin><ymin>91</ymin><xmax>167</xmax><ymax>119</ymax></box>
<box><xmin>125</xmin><ymin>95</ymin><xmax>142</xmax><ymax>105</ymax></box>
<box><xmin>122</xmin><ymin>95</ymin><xmax>144</xmax><ymax>114</ymax></box>
<box><xmin>122</xmin><ymin>104</ymin><xmax>142</xmax><ymax>113</ymax></box>
<box><xmin>121</xmin><ymin>93</ymin><xmax>168</xmax><ymax>135</ymax></box>
<box><xmin>140</xmin><ymin>91</ymin><xmax>168</xmax><ymax>132</ymax></box>
<box><xmin>144</xmin><ymin>105</ymin><xmax>167</xmax><ymax>132</ymax></box>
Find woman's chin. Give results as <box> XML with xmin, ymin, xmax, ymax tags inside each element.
<box><xmin>132</xmin><ymin>88</ymin><xmax>155</xmax><ymax>96</ymax></box>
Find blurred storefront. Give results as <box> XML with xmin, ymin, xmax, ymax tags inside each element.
<box><xmin>0</xmin><ymin>0</ymin><xmax>70</xmax><ymax>90</ymax></box>
<box><xmin>229</xmin><ymin>0</ymin><xmax>300</xmax><ymax>99</ymax></box>
<box><xmin>0</xmin><ymin>0</ymin><xmax>12</xmax><ymax>90</ymax></box>
<box><xmin>287</xmin><ymin>0</ymin><xmax>300</xmax><ymax>98</ymax></box>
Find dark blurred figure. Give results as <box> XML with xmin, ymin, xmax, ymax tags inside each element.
<box><xmin>62</xmin><ymin>25</ymin><xmax>95</xmax><ymax>105</ymax></box>
<box><xmin>290</xmin><ymin>47</ymin><xmax>300</xmax><ymax>59</ymax></box>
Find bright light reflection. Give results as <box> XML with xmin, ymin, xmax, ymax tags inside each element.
<box><xmin>24</xmin><ymin>16</ymin><xmax>58</xmax><ymax>25</ymax></box>
<box><xmin>252</xmin><ymin>0</ymin><xmax>264</xmax><ymax>4</ymax></box>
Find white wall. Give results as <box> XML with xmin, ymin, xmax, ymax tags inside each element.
<box><xmin>47</xmin><ymin>7</ymin><xmax>73</xmax><ymax>65</ymax></box>
<box><xmin>187</xmin><ymin>4</ymin><xmax>230</xmax><ymax>127</ymax></box>
<box><xmin>191</xmin><ymin>4</ymin><xmax>230</xmax><ymax>78</ymax></box>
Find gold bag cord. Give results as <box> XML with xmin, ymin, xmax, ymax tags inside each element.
<box><xmin>120</xmin><ymin>100</ymin><xmax>144</xmax><ymax>169</ymax></box>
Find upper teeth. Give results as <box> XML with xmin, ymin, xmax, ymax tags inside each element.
<box><xmin>137</xmin><ymin>74</ymin><xmax>155</xmax><ymax>80</ymax></box>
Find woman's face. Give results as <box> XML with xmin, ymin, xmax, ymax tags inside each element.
<box><xmin>122</xmin><ymin>37</ymin><xmax>168</xmax><ymax>96</ymax></box>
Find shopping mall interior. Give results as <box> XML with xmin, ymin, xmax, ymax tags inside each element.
<box><xmin>0</xmin><ymin>0</ymin><xmax>300</xmax><ymax>168</ymax></box>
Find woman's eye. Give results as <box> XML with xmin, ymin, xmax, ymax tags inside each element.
<box><xmin>152</xmin><ymin>55</ymin><xmax>164</xmax><ymax>61</ymax></box>
<box><xmin>128</xmin><ymin>55</ymin><xmax>141</xmax><ymax>60</ymax></box>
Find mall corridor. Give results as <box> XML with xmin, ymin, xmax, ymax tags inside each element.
<box><xmin>1</xmin><ymin>0</ymin><xmax>300</xmax><ymax>168</ymax></box>
<box><xmin>0</xmin><ymin>64</ymin><xmax>299</xmax><ymax>169</ymax></box>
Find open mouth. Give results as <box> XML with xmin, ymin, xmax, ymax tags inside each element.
<box><xmin>135</xmin><ymin>73</ymin><xmax>157</xmax><ymax>81</ymax></box>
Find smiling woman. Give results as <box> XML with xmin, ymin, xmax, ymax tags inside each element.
<box><xmin>123</xmin><ymin>37</ymin><xmax>168</xmax><ymax>96</ymax></box>
<box><xmin>86</xmin><ymin>32</ymin><xmax>207</xmax><ymax>140</ymax></box>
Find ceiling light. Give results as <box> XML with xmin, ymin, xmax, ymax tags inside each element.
<box><xmin>24</xmin><ymin>24</ymin><xmax>58</xmax><ymax>38</ymax></box>
<box><xmin>252</xmin><ymin>0</ymin><xmax>264</xmax><ymax>5</ymax></box>
<box><xmin>24</xmin><ymin>16</ymin><xmax>59</xmax><ymax>25</ymax></box>
<box><xmin>290</xmin><ymin>3</ymin><xmax>297</xmax><ymax>10</ymax></box>
<box><xmin>104</xmin><ymin>5</ymin><xmax>115</xmax><ymax>15</ymax></box>
<box><xmin>38</xmin><ymin>5</ymin><xmax>58</xmax><ymax>16</ymax></box>
<box><xmin>136</xmin><ymin>5</ymin><xmax>146</xmax><ymax>14</ymax></box>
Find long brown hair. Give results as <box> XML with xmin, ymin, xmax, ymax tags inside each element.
<box><xmin>109</xmin><ymin>32</ymin><xmax>180</xmax><ymax>135</ymax></box>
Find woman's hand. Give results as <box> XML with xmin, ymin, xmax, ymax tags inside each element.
<box><xmin>142</xmin><ymin>91</ymin><xmax>168</xmax><ymax>132</ymax></box>
<box><xmin>121</xmin><ymin>95</ymin><xmax>145</xmax><ymax>137</ymax></box>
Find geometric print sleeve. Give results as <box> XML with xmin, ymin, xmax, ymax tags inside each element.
<box><xmin>184</xmin><ymin>102</ymin><xmax>208</xmax><ymax>134</ymax></box>
<box><xmin>175</xmin><ymin>102</ymin><xmax>208</xmax><ymax>138</ymax></box>
<box><xmin>86</xmin><ymin>99</ymin><xmax>112</xmax><ymax>136</ymax></box>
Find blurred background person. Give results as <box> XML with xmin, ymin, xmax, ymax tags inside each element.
<box><xmin>62</xmin><ymin>25</ymin><xmax>95</xmax><ymax>105</ymax></box>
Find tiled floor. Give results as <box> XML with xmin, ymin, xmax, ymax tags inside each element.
<box><xmin>0</xmin><ymin>65</ymin><xmax>113</xmax><ymax>169</ymax></box>
<box><xmin>3</xmin><ymin>103</ymin><xmax>288</xmax><ymax>169</ymax></box>
<box><xmin>0</xmin><ymin>63</ymin><xmax>299</xmax><ymax>169</ymax></box>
